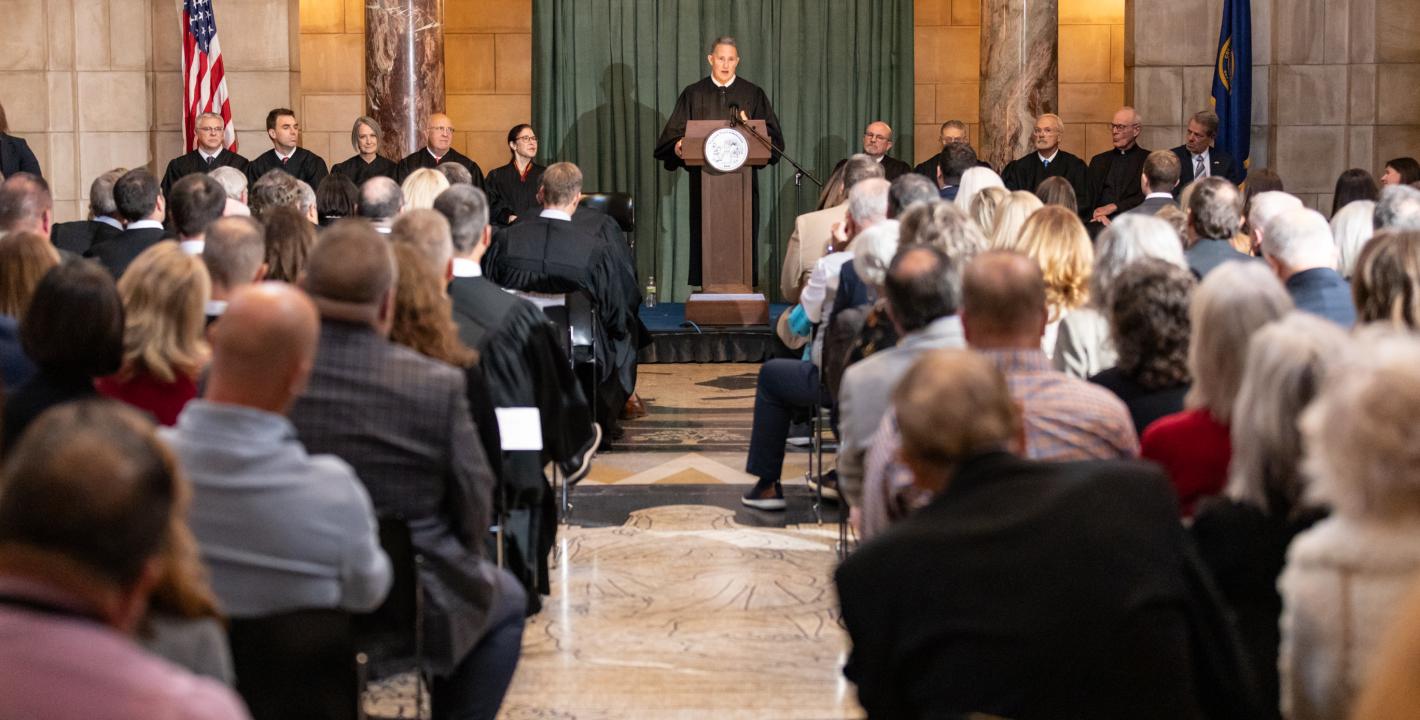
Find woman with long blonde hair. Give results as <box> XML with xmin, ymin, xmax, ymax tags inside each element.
<box><xmin>0</xmin><ymin>231</ymin><xmax>59</xmax><ymax>321</ymax></box>
<box><xmin>1009</xmin><ymin>205</ymin><xmax>1093</xmax><ymax>357</ymax></box>
<box><xmin>96</xmin><ymin>242</ymin><xmax>211</xmax><ymax>425</ymax></box>
<box><xmin>987</xmin><ymin>190</ymin><xmax>1044</xmax><ymax>249</ymax></box>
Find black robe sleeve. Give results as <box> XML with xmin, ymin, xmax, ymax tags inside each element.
<box><xmin>654</xmin><ymin>86</ymin><xmax>695</xmax><ymax>170</ymax></box>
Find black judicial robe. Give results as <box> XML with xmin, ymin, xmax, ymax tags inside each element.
<box><xmin>573</xmin><ymin>206</ymin><xmax>653</xmax><ymax>354</ymax></box>
<box><xmin>330</xmin><ymin>154</ymin><xmax>397</xmax><ymax>186</ymax></box>
<box><xmin>393</xmin><ymin>147</ymin><xmax>485</xmax><ymax>188</ymax></box>
<box><xmin>161</xmin><ymin>148</ymin><xmax>248</xmax><ymax>197</ymax></box>
<box><xmin>1086</xmin><ymin>144</ymin><xmax>1150</xmax><ymax>220</ymax></box>
<box><xmin>485</xmin><ymin>161</ymin><xmax>545</xmax><ymax>225</ymax></box>
<box><xmin>654</xmin><ymin>76</ymin><xmax>784</xmax><ymax>287</ymax></box>
<box><xmin>51</xmin><ymin>219</ymin><xmax>121</xmax><ymax>256</ymax></box>
<box><xmin>245</xmin><ymin>147</ymin><xmax>328</xmax><ymax>189</ymax></box>
<box><xmin>1001</xmin><ymin>150</ymin><xmax>1090</xmax><ymax>209</ymax></box>
<box><xmin>913</xmin><ymin>153</ymin><xmax>993</xmax><ymax>182</ymax></box>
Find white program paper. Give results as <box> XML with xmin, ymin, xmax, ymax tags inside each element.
<box><xmin>494</xmin><ymin>407</ymin><xmax>543</xmax><ymax>451</ymax></box>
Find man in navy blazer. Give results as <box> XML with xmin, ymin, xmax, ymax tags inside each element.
<box><xmin>1171</xmin><ymin>110</ymin><xmax>1244</xmax><ymax>196</ymax></box>
<box><xmin>1260</xmin><ymin>207</ymin><xmax>1356</xmax><ymax>327</ymax></box>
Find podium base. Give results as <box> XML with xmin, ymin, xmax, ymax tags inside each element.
<box><xmin>684</xmin><ymin>292</ymin><xmax>769</xmax><ymax>327</ymax></box>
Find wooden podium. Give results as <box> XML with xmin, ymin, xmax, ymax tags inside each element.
<box><xmin>682</xmin><ymin>119</ymin><xmax>771</xmax><ymax>326</ymax></box>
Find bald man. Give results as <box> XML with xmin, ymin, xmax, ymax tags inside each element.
<box><xmin>160</xmin><ymin>283</ymin><xmax>392</xmax><ymax>618</ymax></box>
<box><xmin>244</xmin><ymin>107</ymin><xmax>328</xmax><ymax>189</ymax></box>
<box><xmin>834</xmin><ymin>121</ymin><xmax>912</xmax><ymax>181</ymax></box>
<box><xmin>394</xmin><ymin>112</ymin><xmax>485</xmax><ymax>188</ymax></box>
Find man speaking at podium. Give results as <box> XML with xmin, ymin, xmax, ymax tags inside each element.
<box><xmin>654</xmin><ymin>35</ymin><xmax>784</xmax><ymax>288</ymax></box>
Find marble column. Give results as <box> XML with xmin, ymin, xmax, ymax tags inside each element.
<box><xmin>366</xmin><ymin>0</ymin><xmax>446</xmax><ymax>159</ymax></box>
<box><xmin>980</xmin><ymin>0</ymin><xmax>1059</xmax><ymax>171</ymax></box>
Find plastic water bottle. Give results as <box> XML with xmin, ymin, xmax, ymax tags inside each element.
<box><xmin>645</xmin><ymin>275</ymin><xmax>657</xmax><ymax>308</ymax></box>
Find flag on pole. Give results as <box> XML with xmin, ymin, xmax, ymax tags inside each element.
<box><xmin>1210</xmin><ymin>0</ymin><xmax>1251</xmax><ymax>175</ymax></box>
<box><xmin>182</xmin><ymin>0</ymin><xmax>236</xmax><ymax>153</ymax></box>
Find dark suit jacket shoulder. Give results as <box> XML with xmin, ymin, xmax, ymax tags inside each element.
<box><xmin>0</xmin><ymin>133</ymin><xmax>42</xmax><ymax>178</ymax></box>
<box><xmin>84</xmin><ymin>227</ymin><xmax>166</xmax><ymax>278</ymax></box>
<box><xmin>1185</xmin><ymin>238</ymin><xmax>1259</xmax><ymax>279</ymax></box>
<box><xmin>51</xmin><ymin>219</ymin><xmax>122</xmax><ymax>256</ymax></box>
<box><xmin>1171</xmin><ymin>145</ymin><xmax>1244</xmax><ymax>192</ymax></box>
<box><xmin>1285</xmin><ymin>267</ymin><xmax>1355</xmax><ymax>327</ymax></box>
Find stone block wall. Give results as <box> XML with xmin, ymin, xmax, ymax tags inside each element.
<box><xmin>298</xmin><ymin>0</ymin><xmax>532</xmax><ymax>173</ymax></box>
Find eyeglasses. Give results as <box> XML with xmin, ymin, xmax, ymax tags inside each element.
<box><xmin>196</xmin><ymin>126</ymin><xmax>224</xmax><ymax>133</ymax></box>
<box><xmin>1109</xmin><ymin>123</ymin><xmax>1139</xmax><ymax>131</ymax></box>
<box><xmin>430</xmin><ymin>125</ymin><xmax>455</xmax><ymax>133</ymax></box>
<box><xmin>1032</xmin><ymin>127</ymin><xmax>1059</xmax><ymax>135</ymax></box>
<box><xmin>515</xmin><ymin>135</ymin><xmax>538</xmax><ymax>143</ymax></box>
<box><xmin>863</xmin><ymin>133</ymin><xmax>891</xmax><ymax>142</ymax></box>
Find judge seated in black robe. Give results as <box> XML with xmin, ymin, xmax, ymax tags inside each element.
<box><xmin>834</xmin><ymin>121</ymin><xmax>912</xmax><ymax>182</ymax></box>
<box><xmin>483</xmin><ymin>162</ymin><xmax>642</xmax><ymax>439</ymax></box>
<box><xmin>1086</xmin><ymin>106</ymin><xmax>1150</xmax><ymax>230</ymax></box>
<box><xmin>244</xmin><ymin>108</ymin><xmax>328</xmax><ymax>190</ymax></box>
<box><xmin>1000</xmin><ymin>113</ymin><xmax>1090</xmax><ymax>212</ymax></box>
<box><xmin>435</xmin><ymin>184</ymin><xmax>599</xmax><ymax>604</ymax></box>
<box><xmin>654</xmin><ymin>35</ymin><xmax>783</xmax><ymax>287</ymax></box>
<box><xmin>913</xmin><ymin>119</ymin><xmax>992</xmax><ymax>180</ymax></box>
<box><xmin>329</xmin><ymin>115</ymin><xmax>397</xmax><ymax>186</ymax></box>
<box><xmin>161</xmin><ymin>112</ymin><xmax>248</xmax><ymax>198</ymax></box>
<box><xmin>393</xmin><ymin>113</ymin><xmax>485</xmax><ymax>188</ymax></box>
<box><xmin>485</xmin><ymin>123</ymin><xmax>545</xmax><ymax>227</ymax></box>
<box><xmin>51</xmin><ymin>169</ymin><xmax>126</xmax><ymax>256</ymax></box>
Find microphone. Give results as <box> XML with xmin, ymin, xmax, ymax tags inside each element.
<box><xmin>728</xmin><ymin>103</ymin><xmax>740</xmax><ymax>125</ymax></box>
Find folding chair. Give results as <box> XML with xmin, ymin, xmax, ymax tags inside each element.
<box><xmin>578</xmin><ymin>191</ymin><xmax>636</xmax><ymax>247</ymax></box>
<box><xmin>353</xmin><ymin>517</ymin><xmax>426</xmax><ymax>719</ymax></box>
<box><xmin>228</xmin><ymin>609</ymin><xmax>359</xmax><ymax>720</ymax></box>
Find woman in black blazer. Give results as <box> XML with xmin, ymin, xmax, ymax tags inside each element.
<box><xmin>0</xmin><ymin>101</ymin><xmax>42</xmax><ymax>178</ymax></box>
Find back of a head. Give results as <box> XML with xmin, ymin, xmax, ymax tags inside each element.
<box><xmin>1332</xmin><ymin>168</ymin><xmax>1379</xmax><ymax>216</ymax></box>
<box><xmin>438</xmin><ymin>162</ymin><xmax>473</xmax><ymax>186</ymax></box>
<box><xmin>1015</xmin><ymin>205</ymin><xmax>1093</xmax><ymax>313</ymax></box>
<box><xmin>884</xmin><ymin>243</ymin><xmax>962</xmax><ymax>333</ymax></box>
<box><xmin>400</xmin><ymin>168</ymin><xmax>451</xmax><ymax>210</ymax></box>
<box><xmin>168</xmin><ymin>173</ymin><xmax>227</xmax><ymax>238</ymax></box>
<box><xmin>88</xmin><ymin>168</ymin><xmax>127</xmax><ymax>218</ymax></box>
<box><xmin>841</xmin><ymin>154</ymin><xmax>885</xmax><ymax>193</ymax></box>
<box><xmin>0</xmin><ymin>173</ymin><xmax>53</xmax><ymax>233</ymax></box>
<box><xmin>1261</xmin><ymin>207</ymin><xmax>1336</xmax><ymax>270</ymax></box>
<box><xmin>208</xmin><ymin>165</ymin><xmax>248</xmax><ymax>202</ymax></box>
<box><xmin>303</xmin><ymin>218</ymin><xmax>395</xmax><ymax>306</ymax></box>
<box><xmin>1188</xmin><ymin>176</ymin><xmax>1243</xmax><ymax>240</ymax></box>
<box><xmin>248</xmin><ymin>170</ymin><xmax>302</xmax><ymax>219</ymax></box>
<box><xmin>1331</xmin><ymin>199</ymin><xmax>1376</xmax><ymax>279</ymax></box>
<box><xmin>1245</xmin><ymin>167</ymin><xmax>1284</xmax><ymax>197</ymax></box>
<box><xmin>1376</xmin><ymin>184</ymin><xmax>1420</xmax><ymax>231</ymax></box>
<box><xmin>21</xmin><ymin>260</ymin><xmax>124</xmax><ymax>378</ymax></box>
<box><xmin>988</xmin><ymin>190</ymin><xmax>1044</xmax><ymax>249</ymax></box>
<box><xmin>262</xmin><ymin>205</ymin><xmax>318</xmax><ymax>284</ymax></box>
<box><xmin>359</xmin><ymin>176</ymin><xmax>403</xmax><ymax>221</ymax></box>
<box><xmin>847</xmin><ymin>177</ymin><xmax>891</xmax><ymax>227</ymax></box>
<box><xmin>1033</xmin><ymin>176</ymin><xmax>1078</xmax><ymax>215</ymax></box>
<box><xmin>955</xmin><ymin>167</ymin><xmax>1006</xmax><ymax>212</ymax></box>
<box><xmin>970</xmin><ymin>186</ymin><xmax>1009</xmax><ymax>237</ymax></box>
<box><xmin>203</xmin><ymin>216</ymin><xmax>266</xmax><ymax>290</ymax></box>
<box><xmin>1246</xmin><ymin>191</ymin><xmax>1303</xmax><ymax>238</ymax></box>
<box><xmin>389</xmin><ymin>242</ymin><xmax>475</xmax><ymax>369</ymax></box>
<box><xmin>851</xmin><ymin>220</ymin><xmax>901</xmax><ymax>289</ymax></box>
<box><xmin>1092</xmin><ymin>214</ymin><xmax>1187</xmax><ymax>303</ymax></box>
<box><xmin>1187</xmin><ymin>260</ymin><xmax>1293</xmax><ymax>422</ymax></box>
<box><xmin>1352</xmin><ymin>229</ymin><xmax>1420</xmax><ymax>328</ymax></box>
<box><xmin>1106</xmin><ymin>258</ymin><xmax>1195</xmax><ymax>390</ymax></box>
<box><xmin>940</xmin><ymin>143</ymin><xmax>978</xmax><ymax>184</ymax></box>
<box><xmin>898</xmin><ymin>200</ymin><xmax>985</xmax><ymax>265</ymax></box>
<box><xmin>391</xmin><ymin>208</ymin><xmax>454</xmax><ymax>276</ymax></box>
<box><xmin>888</xmin><ymin>173</ymin><xmax>938</xmax><ymax>218</ymax></box>
<box><xmin>961</xmin><ymin>250</ymin><xmax>1048</xmax><ymax>342</ymax></box>
<box><xmin>541</xmin><ymin>162</ymin><xmax>583</xmax><ymax>207</ymax></box>
<box><xmin>1143</xmin><ymin>150</ymin><xmax>1181</xmax><ymax>193</ymax></box>
<box><xmin>434</xmin><ymin>184</ymin><xmax>490</xmax><ymax>255</ymax></box>
<box><xmin>117</xmin><ymin>242</ymin><xmax>212</xmax><ymax>382</ymax></box>
<box><xmin>113</xmin><ymin>169</ymin><xmax>160</xmax><ymax>223</ymax></box>
<box><xmin>209</xmin><ymin>282</ymin><xmax>319</xmax><ymax>393</ymax></box>
<box><xmin>0</xmin><ymin>231</ymin><xmax>60</xmax><ymax>320</ymax></box>
<box><xmin>0</xmin><ymin>400</ymin><xmax>178</xmax><ymax>588</ymax></box>
<box><xmin>894</xmin><ymin>349</ymin><xmax>1018</xmax><ymax>479</ymax></box>
<box><xmin>316</xmin><ymin>174</ymin><xmax>359</xmax><ymax>226</ymax></box>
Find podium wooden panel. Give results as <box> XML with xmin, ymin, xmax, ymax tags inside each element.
<box><xmin>682</xmin><ymin>119</ymin><xmax>771</xmax><ymax>326</ymax></box>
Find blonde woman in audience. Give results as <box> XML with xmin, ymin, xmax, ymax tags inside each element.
<box><xmin>1154</xmin><ymin>203</ymin><xmax>1189</xmax><ymax>238</ymax></box>
<box><xmin>969</xmin><ymin>185</ymin><xmax>1008</xmax><ymax>237</ymax></box>
<box><xmin>401</xmin><ymin>167</ymin><xmax>451</xmax><ymax>210</ymax></box>
<box><xmin>952</xmin><ymin>166</ymin><xmax>1005</xmax><ymax>213</ymax></box>
<box><xmin>1034</xmin><ymin>175</ymin><xmax>1078</xmax><ymax>215</ymax></box>
<box><xmin>1280</xmin><ymin>329</ymin><xmax>1420</xmax><ymax>720</ymax></box>
<box><xmin>261</xmin><ymin>205</ymin><xmax>317</xmax><ymax>284</ymax></box>
<box><xmin>1007</xmin><ymin>205</ymin><xmax>1092</xmax><ymax>358</ymax></box>
<box><xmin>0</xmin><ymin>231</ymin><xmax>59</xmax><ymax>320</ymax></box>
<box><xmin>1055</xmin><ymin>214</ymin><xmax>1187</xmax><ymax>377</ymax></box>
<box><xmin>987</xmin><ymin>190</ymin><xmax>1043</xmax><ymax>249</ymax></box>
<box><xmin>1351</xmin><ymin>229</ymin><xmax>1420</xmax><ymax>328</ymax></box>
<box><xmin>97</xmin><ymin>242</ymin><xmax>211</xmax><ymax>426</ymax></box>
<box><xmin>1141</xmin><ymin>261</ymin><xmax>1293</xmax><ymax>516</ymax></box>
<box><xmin>1330</xmin><ymin>199</ymin><xmax>1376</xmax><ymax>278</ymax></box>
<box><xmin>1190</xmin><ymin>313</ymin><xmax>1347</xmax><ymax>720</ymax></box>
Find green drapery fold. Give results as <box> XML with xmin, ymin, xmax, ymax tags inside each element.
<box><xmin>533</xmin><ymin>0</ymin><xmax>913</xmax><ymax>301</ymax></box>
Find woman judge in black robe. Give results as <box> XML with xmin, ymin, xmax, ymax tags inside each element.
<box><xmin>485</xmin><ymin>124</ymin><xmax>546</xmax><ymax>227</ymax></box>
<box><xmin>330</xmin><ymin>116</ymin><xmax>397</xmax><ymax>186</ymax></box>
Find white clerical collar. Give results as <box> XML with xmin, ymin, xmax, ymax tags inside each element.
<box><xmin>127</xmin><ymin>219</ymin><xmax>164</xmax><ymax>231</ymax></box>
<box><xmin>1037</xmin><ymin>150</ymin><xmax>1059</xmax><ymax>163</ymax></box>
<box><xmin>274</xmin><ymin>146</ymin><xmax>296</xmax><ymax>162</ymax></box>
<box><xmin>95</xmin><ymin>215</ymin><xmax>123</xmax><ymax>230</ymax></box>
<box><xmin>180</xmin><ymin>238</ymin><xmax>204</xmax><ymax>255</ymax></box>
<box><xmin>428</xmin><ymin>147</ymin><xmax>446</xmax><ymax>162</ymax></box>
<box><xmin>540</xmin><ymin>208</ymin><xmax>572</xmax><ymax>222</ymax></box>
<box><xmin>711</xmin><ymin>75</ymin><xmax>737</xmax><ymax>88</ymax></box>
<box><xmin>452</xmin><ymin>257</ymin><xmax>482</xmax><ymax>278</ymax></box>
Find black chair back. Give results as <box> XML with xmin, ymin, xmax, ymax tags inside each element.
<box><xmin>353</xmin><ymin>516</ymin><xmax>423</xmax><ymax>681</ymax></box>
<box><xmin>579</xmin><ymin>192</ymin><xmax>635</xmax><ymax>234</ymax></box>
<box><xmin>228</xmin><ymin>608</ymin><xmax>358</xmax><ymax>720</ymax></box>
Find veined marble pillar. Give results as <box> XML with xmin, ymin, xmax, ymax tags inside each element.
<box><xmin>366</xmin><ymin>0</ymin><xmax>446</xmax><ymax>158</ymax></box>
<box><xmin>980</xmin><ymin>0</ymin><xmax>1059</xmax><ymax>171</ymax></box>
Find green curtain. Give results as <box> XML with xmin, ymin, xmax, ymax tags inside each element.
<box><xmin>533</xmin><ymin>0</ymin><xmax>913</xmax><ymax>302</ymax></box>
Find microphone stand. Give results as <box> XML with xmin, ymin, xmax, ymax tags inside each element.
<box><xmin>729</xmin><ymin>111</ymin><xmax>822</xmax><ymax>276</ymax></box>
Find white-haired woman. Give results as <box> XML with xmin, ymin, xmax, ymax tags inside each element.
<box><xmin>1279</xmin><ymin>329</ymin><xmax>1420</xmax><ymax>720</ymax></box>
<box><xmin>330</xmin><ymin>116</ymin><xmax>396</xmax><ymax>185</ymax></box>
<box><xmin>1190</xmin><ymin>313</ymin><xmax>1347</xmax><ymax>720</ymax></box>
<box><xmin>1055</xmin><ymin>213</ymin><xmax>1188</xmax><ymax>377</ymax></box>
<box><xmin>1330</xmin><ymin>199</ymin><xmax>1375</xmax><ymax>279</ymax></box>
<box><xmin>1140</xmin><ymin>261</ymin><xmax>1293</xmax><ymax>516</ymax></box>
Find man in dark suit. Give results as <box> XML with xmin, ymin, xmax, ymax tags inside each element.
<box><xmin>1086</xmin><ymin>106</ymin><xmax>1150</xmax><ymax>230</ymax></box>
<box><xmin>1125</xmin><ymin>149</ymin><xmax>1182</xmax><ymax>217</ymax></box>
<box><xmin>835</xmin><ymin>121</ymin><xmax>912</xmax><ymax>182</ymax></box>
<box><xmin>836</xmin><ymin>347</ymin><xmax>1261</xmax><ymax>720</ymax></box>
<box><xmin>161</xmin><ymin>112</ymin><xmax>248</xmax><ymax>197</ymax></box>
<box><xmin>51</xmin><ymin>169</ymin><xmax>126</xmax><ymax>255</ymax></box>
<box><xmin>393</xmin><ymin>112</ymin><xmax>485</xmax><ymax>187</ymax></box>
<box><xmin>167</xmin><ymin>173</ymin><xmax>228</xmax><ymax>255</ymax></box>
<box><xmin>936</xmin><ymin>143</ymin><xmax>979</xmax><ymax>201</ymax></box>
<box><xmin>1171</xmin><ymin>109</ymin><xmax>1244</xmax><ymax>197</ymax></box>
<box><xmin>1184</xmin><ymin>177</ymin><xmax>1258</xmax><ymax>278</ymax></box>
<box><xmin>1001</xmin><ymin>113</ymin><xmax>1089</xmax><ymax>203</ymax></box>
<box><xmin>287</xmin><ymin>220</ymin><xmax>525</xmax><ymax>719</ymax></box>
<box><xmin>1261</xmin><ymin>207</ymin><xmax>1355</xmax><ymax>326</ymax></box>
<box><xmin>912</xmin><ymin>119</ymin><xmax>991</xmax><ymax>178</ymax></box>
<box><xmin>483</xmin><ymin>162</ymin><xmax>641</xmax><ymax>440</ymax></box>
<box><xmin>85</xmin><ymin>169</ymin><xmax>167</xmax><ymax>278</ymax></box>
<box><xmin>244</xmin><ymin>108</ymin><xmax>327</xmax><ymax>189</ymax></box>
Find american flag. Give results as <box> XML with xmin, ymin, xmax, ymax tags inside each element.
<box><xmin>182</xmin><ymin>0</ymin><xmax>236</xmax><ymax>153</ymax></box>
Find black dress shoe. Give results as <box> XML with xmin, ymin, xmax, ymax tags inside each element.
<box><xmin>559</xmin><ymin>423</ymin><xmax>602</xmax><ymax>485</ymax></box>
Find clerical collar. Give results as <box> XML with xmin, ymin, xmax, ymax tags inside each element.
<box><xmin>711</xmin><ymin>75</ymin><xmax>737</xmax><ymax>88</ymax></box>
<box><xmin>1037</xmin><ymin>150</ymin><xmax>1059</xmax><ymax>163</ymax></box>
<box><xmin>452</xmin><ymin>257</ymin><xmax>482</xmax><ymax>278</ymax></box>
<box><xmin>428</xmin><ymin>147</ymin><xmax>446</xmax><ymax>162</ymax></box>
<box><xmin>95</xmin><ymin>216</ymin><xmax>123</xmax><ymax>230</ymax></box>
<box><xmin>540</xmin><ymin>208</ymin><xmax>572</xmax><ymax>222</ymax></box>
<box><xmin>1117</xmin><ymin>144</ymin><xmax>1137</xmax><ymax>156</ymax></box>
